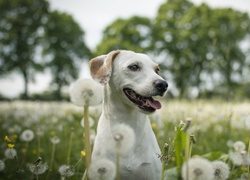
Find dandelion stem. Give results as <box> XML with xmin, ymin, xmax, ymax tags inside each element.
<box><xmin>83</xmin><ymin>105</ymin><xmax>92</xmax><ymax>169</ymax></box>
<box><xmin>37</xmin><ymin>136</ymin><xmax>41</xmax><ymax>156</ymax></box>
<box><xmin>185</xmin><ymin>134</ymin><xmax>190</xmax><ymax>180</ymax></box>
<box><xmin>46</xmin><ymin>143</ymin><xmax>56</xmax><ymax>180</ymax></box>
<box><xmin>21</xmin><ymin>142</ymin><xmax>29</xmax><ymax>167</ymax></box>
<box><xmin>161</xmin><ymin>143</ymin><xmax>169</xmax><ymax>180</ymax></box>
<box><xmin>67</xmin><ymin>129</ymin><xmax>74</xmax><ymax>165</ymax></box>
<box><xmin>74</xmin><ymin>156</ymin><xmax>83</xmax><ymax>173</ymax></box>
<box><xmin>248</xmin><ymin>140</ymin><xmax>250</xmax><ymax>178</ymax></box>
<box><xmin>82</xmin><ymin>169</ymin><xmax>87</xmax><ymax>180</ymax></box>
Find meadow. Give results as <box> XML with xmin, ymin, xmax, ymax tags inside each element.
<box><xmin>0</xmin><ymin>99</ymin><xmax>250</xmax><ymax>179</ymax></box>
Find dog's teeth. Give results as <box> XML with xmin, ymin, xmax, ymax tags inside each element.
<box><xmin>131</xmin><ymin>93</ymin><xmax>136</xmax><ymax>99</ymax></box>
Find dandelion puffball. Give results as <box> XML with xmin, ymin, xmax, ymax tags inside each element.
<box><xmin>58</xmin><ymin>165</ymin><xmax>75</xmax><ymax>178</ymax></box>
<box><xmin>108</xmin><ymin>124</ymin><xmax>135</xmax><ymax>155</ymax></box>
<box><xmin>88</xmin><ymin>159</ymin><xmax>116</xmax><ymax>180</ymax></box>
<box><xmin>233</xmin><ymin>141</ymin><xmax>246</xmax><ymax>152</ymax></box>
<box><xmin>0</xmin><ymin>160</ymin><xmax>5</xmax><ymax>171</ymax></box>
<box><xmin>70</xmin><ymin>79</ymin><xmax>103</xmax><ymax>107</ymax></box>
<box><xmin>182</xmin><ymin>157</ymin><xmax>214</xmax><ymax>180</ymax></box>
<box><xmin>29</xmin><ymin>162</ymin><xmax>48</xmax><ymax>175</ymax></box>
<box><xmin>4</xmin><ymin>148</ymin><xmax>17</xmax><ymax>159</ymax></box>
<box><xmin>20</xmin><ymin>129</ymin><xmax>35</xmax><ymax>142</ymax></box>
<box><xmin>212</xmin><ymin>161</ymin><xmax>230</xmax><ymax>180</ymax></box>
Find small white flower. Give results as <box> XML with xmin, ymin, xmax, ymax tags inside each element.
<box><xmin>58</xmin><ymin>165</ymin><xmax>75</xmax><ymax>178</ymax></box>
<box><xmin>88</xmin><ymin>159</ymin><xmax>116</xmax><ymax>180</ymax></box>
<box><xmin>4</xmin><ymin>148</ymin><xmax>17</xmax><ymax>159</ymax></box>
<box><xmin>20</xmin><ymin>129</ymin><xmax>35</xmax><ymax>142</ymax></box>
<box><xmin>29</xmin><ymin>162</ymin><xmax>48</xmax><ymax>175</ymax></box>
<box><xmin>241</xmin><ymin>173</ymin><xmax>249</xmax><ymax>180</ymax></box>
<box><xmin>229</xmin><ymin>150</ymin><xmax>250</xmax><ymax>166</ymax></box>
<box><xmin>108</xmin><ymin>124</ymin><xmax>135</xmax><ymax>155</ymax></box>
<box><xmin>182</xmin><ymin>157</ymin><xmax>214</xmax><ymax>180</ymax></box>
<box><xmin>233</xmin><ymin>141</ymin><xmax>246</xmax><ymax>152</ymax></box>
<box><xmin>70</xmin><ymin>79</ymin><xmax>103</xmax><ymax>107</ymax></box>
<box><xmin>0</xmin><ymin>160</ymin><xmax>5</xmax><ymax>171</ymax></box>
<box><xmin>214</xmin><ymin>125</ymin><xmax>223</xmax><ymax>134</ymax></box>
<box><xmin>212</xmin><ymin>161</ymin><xmax>230</xmax><ymax>180</ymax></box>
<box><xmin>50</xmin><ymin>136</ymin><xmax>60</xmax><ymax>144</ymax></box>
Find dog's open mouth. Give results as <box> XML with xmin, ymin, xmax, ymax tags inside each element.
<box><xmin>123</xmin><ymin>88</ymin><xmax>162</xmax><ymax>112</ymax></box>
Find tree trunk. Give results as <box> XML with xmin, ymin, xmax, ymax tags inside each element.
<box><xmin>22</xmin><ymin>70</ymin><xmax>29</xmax><ymax>100</ymax></box>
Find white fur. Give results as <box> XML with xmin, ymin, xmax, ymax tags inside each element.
<box><xmin>90</xmin><ymin>50</ymin><xmax>166</xmax><ymax>180</ymax></box>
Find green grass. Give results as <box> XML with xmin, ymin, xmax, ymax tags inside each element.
<box><xmin>0</xmin><ymin>100</ymin><xmax>249</xmax><ymax>179</ymax></box>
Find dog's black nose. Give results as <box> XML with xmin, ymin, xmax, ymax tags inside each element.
<box><xmin>154</xmin><ymin>79</ymin><xmax>168</xmax><ymax>95</ymax></box>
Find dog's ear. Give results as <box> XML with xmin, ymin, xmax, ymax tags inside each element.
<box><xmin>89</xmin><ymin>50</ymin><xmax>120</xmax><ymax>85</ymax></box>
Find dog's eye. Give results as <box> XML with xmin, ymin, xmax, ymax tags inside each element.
<box><xmin>128</xmin><ymin>64</ymin><xmax>140</xmax><ymax>71</ymax></box>
<box><xmin>155</xmin><ymin>67</ymin><xmax>160</xmax><ymax>74</ymax></box>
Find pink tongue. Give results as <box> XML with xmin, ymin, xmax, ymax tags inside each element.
<box><xmin>147</xmin><ymin>99</ymin><xmax>162</xmax><ymax>109</ymax></box>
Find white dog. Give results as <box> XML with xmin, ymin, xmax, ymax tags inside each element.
<box><xmin>89</xmin><ymin>50</ymin><xmax>168</xmax><ymax>180</ymax></box>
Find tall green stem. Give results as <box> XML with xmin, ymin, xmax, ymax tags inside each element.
<box><xmin>161</xmin><ymin>143</ymin><xmax>169</xmax><ymax>180</ymax></box>
<box><xmin>248</xmin><ymin>140</ymin><xmax>250</xmax><ymax>178</ymax></box>
<box><xmin>46</xmin><ymin>143</ymin><xmax>56</xmax><ymax>180</ymax></box>
<box><xmin>67</xmin><ymin>129</ymin><xmax>74</xmax><ymax>165</ymax></box>
<box><xmin>83</xmin><ymin>105</ymin><xmax>92</xmax><ymax>169</ymax></box>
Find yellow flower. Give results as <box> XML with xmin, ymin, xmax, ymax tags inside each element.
<box><xmin>151</xmin><ymin>123</ymin><xmax>157</xmax><ymax>129</ymax></box>
<box><xmin>22</xmin><ymin>148</ymin><xmax>27</xmax><ymax>153</ymax></box>
<box><xmin>81</xmin><ymin>151</ymin><xmax>86</xmax><ymax>157</ymax></box>
<box><xmin>7</xmin><ymin>143</ymin><xmax>14</xmax><ymax>148</ymax></box>
<box><xmin>4</xmin><ymin>136</ymin><xmax>11</xmax><ymax>143</ymax></box>
<box><xmin>50</xmin><ymin>131</ymin><xmax>56</xmax><ymax>137</ymax></box>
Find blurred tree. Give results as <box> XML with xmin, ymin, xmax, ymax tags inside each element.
<box><xmin>95</xmin><ymin>16</ymin><xmax>151</xmax><ymax>55</ymax></box>
<box><xmin>43</xmin><ymin>11</ymin><xmax>91</xmax><ymax>100</ymax></box>
<box><xmin>0</xmin><ymin>0</ymin><xmax>49</xmax><ymax>99</ymax></box>
<box><xmin>208</xmin><ymin>8</ymin><xmax>250</xmax><ymax>98</ymax></box>
<box><xmin>152</xmin><ymin>0</ymin><xmax>250</xmax><ymax>97</ymax></box>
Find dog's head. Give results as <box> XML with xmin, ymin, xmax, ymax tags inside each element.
<box><xmin>89</xmin><ymin>50</ymin><xmax>168</xmax><ymax>114</ymax></box>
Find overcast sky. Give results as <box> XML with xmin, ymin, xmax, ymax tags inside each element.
<box><xmin>1</xmin><ymin>0</ymin><xmax>250</xmax><ymax>98</ymax></box>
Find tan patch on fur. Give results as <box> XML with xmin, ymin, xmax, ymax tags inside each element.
<box><xmin>89</xmin><ymin>50</ymin><xmax>120</xmax><ymax>84</ymax></box>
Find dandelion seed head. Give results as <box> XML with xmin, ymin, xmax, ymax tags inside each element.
<box><xmin>20</xmin><ymin>129</ymin><xmax>35</xmax><ymax>142</ymax></box>
<box><xmin>233</xmin><ymin>141</ymin><xmax>246</xmax><ymax>152</ymax></box>
<box><xmin>0</xmin><ymin>160</ymin><xmax>5</xmax><ymax>171</ymax></box>
<box><xmin>58</xmin><ymin>165</ymin><xmax>75</xmax><ymax>178</ymax></box>
<box><xmin>182</xmin><ymin>157</ymin><xmax>214</xmax><ymax>180</ymax></box>
<box><xmin>108</xmin><ymin>124</ymin><xmax>135</xmax><ymax>155</ymax></box>
<box><xmin>229</xmin><ymin>151</ymin><xmax>250</xmax><ymax>166</ymax></box>
<box><xmin>50</xmin><ymin>136</ymin><xmax>60</xmax><ymax>144</ymax></box>
<box><xmin>241</xmin><ymin>173</ymin><xmax>249</xmax><ymax>180</ymax></box>
<box><xmin>212</xmin><ymin>161</ymin><xmax>230</xmax><ymax>180</ymax></box>
<box><xmin>88</xmin><ymin>159</ymin><xmax>116</xmax><ymax>180</ymax></box>
<box><xmin>70</xmin><ymin>79</ymin><xmax>103</xmax><ymax>107</ymax></box>
<box><xmin>4</xmin><ymin>148</ymin><xmax>17</xmax><ymax>159</ymax></box>
<box><xmin>29</xmin><ymin>162</ymin><xmax>48</xmax><ymax>175</ymax></box>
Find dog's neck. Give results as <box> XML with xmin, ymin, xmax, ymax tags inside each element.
<box><xmin>102</xmin><ymin>85</ymin><xmax>150</xmax><ymax>131</ymax></box>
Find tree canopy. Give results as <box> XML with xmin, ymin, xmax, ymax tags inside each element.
<box><xmin>43</xmin><ymin>11</ymin><xmax>91</xmax><ymax>99</ymax></box>
<box><xmin>0</xmin><ymin>0</ymin><xmax>90</xmax><ymax>100</ymax></box>
<box><xmin>95</xmin><ymin>16</ymin><xmax>152</xmax><ymax>55</ymax></box>
<box><xmin>95</xmin><ymin>0</ymin><xmax>250</xmax><ymax>98</ymax></box>
<box><xmin>0</xmin><ymin>0</ymin><xmax>49</xmax><ymax>99</ymax></box>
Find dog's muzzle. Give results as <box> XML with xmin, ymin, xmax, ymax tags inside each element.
<box><xmin>154</xmin><ymin>79</ymin><xmax>168</xmax><ymax>96</ymax></box>
<box><xmin>123</xmin><ymin>88</ymin><xmax>162</xmax><ymax>113</ymax></box>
